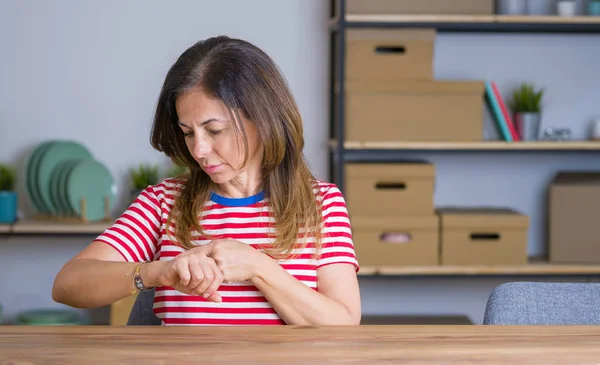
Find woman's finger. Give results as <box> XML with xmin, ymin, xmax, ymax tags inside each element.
<box><xmin>192</xmin><ymin>257</ymin><xmax>216</xmax><ymax>296</ymax></box>
<box><xmin>175</xmin><ymin>259</ymin><xmax>192</xmax><ymax>287</ymax></box>
<box><xmin>203</xmin><ymin>258</ymin><xmax>224</xmax><ymax>302</ymax></box>
<box><xmin>186</xmin><ymin>257</ymin><xmax>204</xmax><ymax>290</ymax></box>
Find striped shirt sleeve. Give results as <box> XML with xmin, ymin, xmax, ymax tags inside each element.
<box><xmin>316</xmin><ymin>185</ymin><xmax>360</xmax><ymax>272</ymax></box>
<box><xmin>95</xmin><ymin>185</ymin><xmax>162</xmax><ymax>262</ymax></box>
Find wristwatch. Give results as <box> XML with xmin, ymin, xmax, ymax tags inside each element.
<box><xmin>133</xmin><ymin>262</ymin><xmax>152</xmax><ymax>292</ymax></box>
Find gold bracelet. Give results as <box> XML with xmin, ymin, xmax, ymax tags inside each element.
<box><xmin>130</xmin><ymin>264</ymin><xmax>142</xmax><ymax>295</ymax></box>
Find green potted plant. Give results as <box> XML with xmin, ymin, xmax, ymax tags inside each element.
<box><xmin>130</xmin><ymin>164</ymin><xmax>159</xmax><ymax>202</ymax></box>
<box><xmin>509</xmin><ymin>83</ymin><xmax>544</xmax><ymax>141</ymax></box>
<box><xmin>0</xmin><ymin>164</ymin><xmax>17</xmax><ymax>224</ymax></box>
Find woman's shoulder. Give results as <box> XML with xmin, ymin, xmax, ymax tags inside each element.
<box><xmin>311</xmin><ymin>179</ymin><xmax>343</xmax><ymax>201</ymax></box>
<box><xmin>140</xmin><ymin>176</ymin><xmax>187</xmax><ymax>203</ymax></box>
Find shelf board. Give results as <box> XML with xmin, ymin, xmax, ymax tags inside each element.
<box><xmin>358</xmin><ymin>262</ymin><xmax>600</xmax><ymax>276</ymax></box>
<box><xmin>3</xmin><ymin>219</ymin><xmax>112</xmax><ymax>235</ymax></box>
<box><xmin>0</xmin><ymin>224</ymin><xmax>9</xmax><ymax>234</ymax></box>
<box><xmin>331</xmin><ymin>140</ymin><xmax>600</xmax><ymax>151</ymax></box>
<box><xmin>336</xmin><ymin>14</ymin><xmax>600</xmax><ymax>33</ymax></box>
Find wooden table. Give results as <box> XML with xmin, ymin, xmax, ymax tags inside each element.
<box><xmin>1</xmin><ymin>325</ymin><xmax>599</xmax><ymax>364</ymax></box>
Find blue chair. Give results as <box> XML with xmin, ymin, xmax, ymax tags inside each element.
<box><xmin>483</xmin><ymin>282</ymin><xmax>600</xmax><ymax>325</ymax></box>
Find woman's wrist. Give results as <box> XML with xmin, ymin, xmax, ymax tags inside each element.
<box><xmin>139</xmin><ymin>260</ymin><xmax>162</xmax><ymax>288</ymax></box>
<box><xmin>250</xmin><ymin>251</ymin><xmax>275</xmax><ymax>284</ymax></box>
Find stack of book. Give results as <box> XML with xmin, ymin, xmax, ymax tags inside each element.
<box><xmin>485</xmin><ymin>81</ymin><xmax>519</xmax><ymax>142</ymax></box>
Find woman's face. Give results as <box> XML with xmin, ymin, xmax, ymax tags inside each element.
<box><xmin>175</xmin><ymin>88</ymin><xmax>263</xmax><ymax>187</ymax></box>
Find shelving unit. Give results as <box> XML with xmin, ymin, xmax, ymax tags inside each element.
<box><xmin>328</xmin><ymin>0</ymin><xmax>600</xmax><ymax>193</ymax></box>
<box><xmin>0</xmin><ymin>220</ymin><xmax>111</xmax><ymax>236</ymax></box>
<box><xmin>332</xmin><ymin>140</ymin><xmax>600</xmax><ymax>161</ymax></box>
<box><xmin>334</xmin><ymin>140</ymin><xmax>600</xmax><ymax>150</ymax></box>
<box><xmin>331</xmin><ymin>14</ymin><xmax>600</xmax><ymax>33</ymax></box>
<box><xmin>358</xmin><ymin>261</ymin><xmax>600</xmax><ymax>277</ymax></box>
<box><xmin>328</xmin><ymin>0</ymin><xmax>600</xmax><ymax>287</ymax></box>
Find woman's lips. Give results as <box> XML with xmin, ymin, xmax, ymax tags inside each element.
<box><xmin>203</xmin><ymin>164</ymin><xmax>222</xmax><ymax>173</ymax></box>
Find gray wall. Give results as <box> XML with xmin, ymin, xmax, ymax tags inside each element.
<box><xmin>1</xmin><ymin>0</ymin><xmax>599</xmax><ymax>324</ymax></box>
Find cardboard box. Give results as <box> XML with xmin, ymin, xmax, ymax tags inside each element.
<box><xmin>438</xmin><ymin>207</ymin><xmax>529</xmax><ymax>265</ymax></box>
<box><xmin>352</xmin><ymin>215</ymin><xmax>439</xmax><ymax>266</ymax></box>
<box><xmin>549</xmin><ymin>172</ymin><xmax>600</xmax><ymax>264</ymax></box>
<box><xmin>346</xmin><ymin>0</ymin><xmax>494</xmax><ymax>15</ymax></box>
<box><xmin>346</xmin><ymin>29</ymin><xmax>435</xmax><ymax>82</ymax></box>
<box><xmin>346</xmin><ymin>80</ymin><xmax>485</xmax><ymax>142</ymax></box>
<box><xmin>346</xmin><ymin>162</ymin><xmax>435</xmax><ymax>217</ymax></box>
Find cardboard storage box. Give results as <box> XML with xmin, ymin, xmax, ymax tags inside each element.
<box><xmin>346</xmin><ymin>0</ymin><xmax>494</xmax><ymax>15</ymax></box>
<box><xmin>352</xmin><ymin>215</ymin><xmax>439</xmax><ymax>267</ymax></box>
<box><xmin>438</xmin><ymin>207</ymin><xmax>529</xmax><ymax>266</ymax></box>
<box><xmin>346</xmin><ymin>29</ymin><xmax>435</xmax><ymax>82</ymax></box>
<box><xmin>549</xmin><ymin>172</ymin><xmax>600</xmax><ymax>264</ymax></box>
<box><xmin>346</xmin><ymin>80</ymin><xmax>485</xmax><ymax>142</ymax></box>
<box><xmin>346</xmin><ymin>162</ymin><xmax>435</xmax><ymax>217</ymax></box>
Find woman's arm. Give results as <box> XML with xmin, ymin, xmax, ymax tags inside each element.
<box><xmin>250</xmin><ymin>257</ymin><xmax>361</xmax><ymax>325</ymax></box>
<box><xmin>53</xmin><ymin>186</ymin><xmax>164</xmax><ymax>308</ymax></box>
<box><xmin>247</xmin><ymin>185</ymin><xmax>361</xmax><ymax>325</ymax></box>
<box><xmin>52</xmin><ymin>241</ymin><xmax>148</xmax><ymax>308</ymax></box>
<box><xmin>53</xmin><ymin>241</ymin><xmax>224</xmax><ymax>308</ymax></box>
<box><xmin>53</xmin><ymin>184</ymin><xmax>223</xmax><ymax>308</ymax></box>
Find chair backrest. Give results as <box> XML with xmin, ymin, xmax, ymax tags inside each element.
<box><xmin>483</xmin><ymin>281</ymin><xmax>600</xmax><ymax>325</ymax></box>
<box><xmin>127</xmin><ymin>288</ymin><xmax>162</xmax><ymax>325</ymax></box>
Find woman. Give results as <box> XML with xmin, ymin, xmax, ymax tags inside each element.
<box><xmin>52</xmin><ymin>36</ymin><xmax>361</xmax><ymax>326</ymax></box>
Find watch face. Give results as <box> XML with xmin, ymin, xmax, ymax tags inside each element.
<box><xmin>134</xmin><ymin>275</ymin><xmax>146</xmax><ymax>290</ymax></box>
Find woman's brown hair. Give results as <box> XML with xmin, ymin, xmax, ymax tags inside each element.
<box><xmin>150</xmin><ymin>35</ymin><xmax>323</xmax><ymax>259</ymax></box>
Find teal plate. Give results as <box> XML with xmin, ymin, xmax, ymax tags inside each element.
<box><xmin>25</xmin><ymin>141</ymin><xmax>55</xmax><ymax>214</ymax></box>
<box><xmin>48</xmin><ymin>160</ymin><xmax>70</xmax><ymax>216</ymax></box>
<box><xmin>50</xmin><ymin>159</ymin><xmax>86</xmax><ymax>216</ymax></box>
<box><xmin>66</xmin><ymin>159</ymin><xmax>116</xmax><ymax>222</ymax></box>
<box><xmin>58</xmin><ymin>159</ymin><xmax>83</xmax><ymax>216</ymax></box>
<box><xmin>36</xmin><ymin>141</ymin><xmax>93</xmax><ymax>215</ymax></box>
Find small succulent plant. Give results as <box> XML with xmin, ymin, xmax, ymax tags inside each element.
<box><xmin>130</xmin><ymin>164</ymin><xmax>160</xmax><ymax>190</ymax></box>
<box><xmin>510</xmin><ymin>83</ymin><xmax>544</xmax><ymax>113</ymax></box>
<box><xmin>0</xmin><ymin>164</ymin><xmax>16</xmax><ymax>191</ymax></box>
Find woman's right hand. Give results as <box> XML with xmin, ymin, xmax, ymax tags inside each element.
<box><xmin>149</xmin><ymin>247</ymin><xmax>224</xmax><ymax>302</ymax></box>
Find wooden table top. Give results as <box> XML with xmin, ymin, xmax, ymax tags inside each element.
<box><xmin>1</xmin><ymin>325</ymin><xmax>600</xmax><ymax>364</ymax></box>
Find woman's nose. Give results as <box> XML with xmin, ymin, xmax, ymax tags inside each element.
<box><xmin>192</xmin><ymin>136</ymin><xmax>212</xmax><ymax>159</ymax></box>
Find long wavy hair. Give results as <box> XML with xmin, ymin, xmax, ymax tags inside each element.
<box><xmin>150</xmin><ymin>36</ymin><xmax>323</xmax><ymax>259</ymax></box>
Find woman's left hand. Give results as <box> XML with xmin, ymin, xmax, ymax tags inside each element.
<box><xmin>205</xmin><ymin>239</ymin><xmax>266</xmax><ymax>283</ymax></box>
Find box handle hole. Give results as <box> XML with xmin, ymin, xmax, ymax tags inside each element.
<box><xmin>375</xmin><ymin>46</ymin><xmax>406</xmax><ymax>54</ymax></box>
<box><xmin>375</xmin><ymin>182</ymin><xmax>406</xmax><ymax>190</ymax></box>
<box><xmin>380</xmin><ymin>232</ymin><xmax>412</xmax><ymax>244</ymax></box>
<box><xmin>470</xmin><ymin>233</ymin><xmax>500</xmax><ymax>241</ymax></box>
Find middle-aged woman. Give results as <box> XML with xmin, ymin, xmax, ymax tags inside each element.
<box><xmin>53</xmin><ymin>35</ymin><xmax>361</xmax><ymax>326</ymax></box>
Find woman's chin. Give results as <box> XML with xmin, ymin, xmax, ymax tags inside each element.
<box><xmin>207</xmin><ymin>173</ymin><xmax>232</xmax><ymax>185</ymax></box>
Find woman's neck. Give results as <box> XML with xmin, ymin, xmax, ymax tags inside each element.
<box><xmin>214</xmin><ymin>176</ymin><xmax>264</xmax><ymax>199</ymax></box>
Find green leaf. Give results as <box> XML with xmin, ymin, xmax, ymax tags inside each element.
<box><xmin>510</xmin><ymin>83</ymin><xmax>544</xmax><ymax>113</ymax></box>
<box><xmin>0</xmin><ymin>164</ymin><xmax>16</xmax><ymax>191</ymax></box>
<box><xmin>130</xmin><ymin>164</ymin><xmax>160</xmax><ymax>189</ymax></box>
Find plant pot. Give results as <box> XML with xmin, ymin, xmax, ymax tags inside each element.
<box><xmin>527</xmin><ymin>0</ymin><xmax>553</xmax><ymax>15</ymax></box>
<box><xmin>0</xmin><ymin>191</ymin><xmax>17</xmax><ymax>224</ymax></box>
<box><xmin>497</xmin><ymin>0</ymin><xmax>527</xmax><ymax>14</ymax></box>
<box><xmin>589</xmin><ymin>0</ymin><xmax>600</xmax><ymax>15</ymax></box>
<box><xmin>557</xmin><ymin>0</ymin><xmax>576</xmax><ymax>16</ymax></box>
<box><xmin>514</xmin><ymin>112</ymin><xmax>542</xmax><ymax>141</ymax></box>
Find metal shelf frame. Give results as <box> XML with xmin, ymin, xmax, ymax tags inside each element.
<box><xmin>328</xmin><ymin>0</ymin><xmax>600</xmax><ymax>193</ymax></box>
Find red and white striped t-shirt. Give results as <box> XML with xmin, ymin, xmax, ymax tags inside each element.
<box><xmin>96</xmin><ymin>178</ymin><xmax>359</xmax><ymax>326</ymax></box>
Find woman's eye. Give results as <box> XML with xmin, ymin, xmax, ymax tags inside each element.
<box><xmin>183</xmin><ymin>131</ymin><xmax>194</xmax><ymax>138</ymax></box>
<box><xmin>208</xmin><ymin>130</ymin><xmax>222</xmax><ymax>136</ymax></box>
